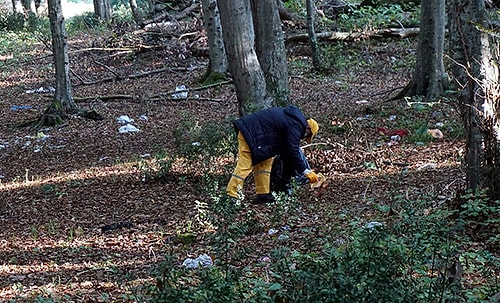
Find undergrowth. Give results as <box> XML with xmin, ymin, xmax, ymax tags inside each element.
<box><xmin>143</xmin><ymin>116</ymin><xmax>499</xmax><ymax>303</ymax></box>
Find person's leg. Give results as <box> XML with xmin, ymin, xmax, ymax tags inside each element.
<box><xmin>252</xmin><ymin>157</ymin><xmax>275</xmax><ymax>203</ymax></box>
<box><xmin>226</xmin><ymin>132</ymin><xmax>253</xmax><ymax>198</ymax></box>
<box><xmin>253</xmin><ymin>158</ymin><xmax>273</xmax><ymax>195</ymax></box>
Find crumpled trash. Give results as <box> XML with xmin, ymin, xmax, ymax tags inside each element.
<box><xmin>119</xmin><ymin>124</ymin><xmax>140</xmax><ymax>133</ymax></box>
<box><xmin>117</xmin><ymin>115</ymin><xmax>134</xmax><ymax>124</ymax></box>
<box><xmin>268</xmin><ymin>228</ymin><xmax>279</xmax><ymax>235</ymax></box>
<box><xmin>182</xmin><ymin>254</ymin><xmax>213</xmax><ymax>269</ymax></box>
<box><xmin>417</xmin><ymin>163</ymin><xmax>438</xmax><ymax>170</ymax></box>
<box><xmin>377</xmin><ymin>127</ymin><xmax>409</xmax><ymax>138</ymax></box>
<box><xmin>310</xmin><ymin>173</ymin><xmax>326</xmax><ymax>190</ymax></box>
<box><xmin>365</xmin><ymin>221</ymin><xmax>383</xmax><ymax>231</ymax></box>
<box><xmin>278</xmin><ymin>234</ymin><xmax>289</xmax><ymax>241</ymax></box>
<box><xmin>427</xmin><ymin>129</ymin><xmax>444</xmax><ymax>139</ymax></box>
<box><xmin>25</xmin><ymin>86</ymin><xmax>55</xmax><ymax>94</ymax></box>
<box><xmin>11</xmin><ymin>105</ymin><xmax>32</xmax><ymax>111</ymax></box>
<box><xmin>172</xmin><ymin>85</ymin><xmax>188</xmax><ymax>99</ymax></box>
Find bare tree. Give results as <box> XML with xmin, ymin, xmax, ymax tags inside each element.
<box><xmin>41</xmin><ymin>0</ymin><xmax>81</xmax><ymax>126</ymax></box>
<box><xmin>217</xmin><ymin>0</ymin><xmax>271</xmax><ymax>115</ymax></box>
<box><xmin>306</xmin><ymin>0</ymin><xmax>323</xmax><ymax>70</ymax></box>
<box><xmin>94</xmin><ymin>0</ymin><xmax>112</xmax><ymax>22</ymax></box>
<box><xmin>201</xmin><ymin>0</ymin><xmax>228</xmax><ymax>85</ymax></box>
<box><xmin>394</xmin><ymin>0</ymin><xmax>446</xmax><ymax>100</ymax></box>
<box><xmin>217</xmin><ymin>0</ymin><xmax>289</xmax><ymax>114</ymax></box>
<box><xmin>129</xmin><ymin>0</ymin><xmax>142</xmax><ymax>25</ymax></box>
<box><xmin>252</xmin><ymin>0</ymin><xmax>290</xmax><ymax>106</ymax></box>
<box><xmin>449</xmin><ymin>0</ymin><xmax>500</xmax><ymax>199</ymax></box>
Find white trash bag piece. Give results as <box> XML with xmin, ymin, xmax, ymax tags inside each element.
<box><xmin>117</xmin><ymin>115</ymin><xmax>134</xmax><ymax>124</ymax></box>
<box><xmin>172</xmin><ymin>85</ymin><xmax>188</xmax><ymax>99</ymax></box>
<box><xmin>182</xmin><ymin>253</ymin><xmax>213</xmax><ymax>269</ymax></box>
<box><xmin>119</xmin><ymin>124</ymin><xmax>140</xmax><ymax>133</ymax></box>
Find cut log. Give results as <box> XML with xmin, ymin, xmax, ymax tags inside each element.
<box><xmin>286</xmin><ymin>27</ymin><xmax>419</xmax><ymax>42</ymax></box>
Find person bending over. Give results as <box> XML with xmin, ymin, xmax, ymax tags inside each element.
<box><xmin>226</xmin><ymin>105</ymin><xmax>319</xmax><ymax>204</ymax></box>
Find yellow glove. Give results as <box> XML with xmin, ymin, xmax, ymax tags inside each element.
<box><xmin>304</xmin><ymin>170</ymin><xmax>319</xmax><ymax>184</ymax></box>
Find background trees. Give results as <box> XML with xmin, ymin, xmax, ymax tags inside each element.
<box><xmin>217</xmin><ymin>0</ymin><xmax>289</xmax><ymax>115</ymax></box>
<box><xmin>1</xmin><ymin>1</ymin><xmax>499</xmax><ymax>301</ymax></box>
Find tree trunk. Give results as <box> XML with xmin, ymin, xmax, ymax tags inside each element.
<box><xmin>46</xmin><ymin>0</ymin><xmax>79</xmax><ymax>125</ymax></box>
<box><xmin>217</xmin><ymin>0</ymin><xmax>270</xmax><ymax>115</ymax></box>
<box><xmin>94</xmin><ymin>0</ymin><xmax>112</xmax><ymax>22</ymax></box>
<box><xmin>406</xmin><ymin>0</ymin><xmax>446</xmax><ymax>99</ymax></box>
<box><xmin>129</xmin><ymin>0</ymin><xmax>142</xmax><ymax>25</ymax></box>
<box><xmin>306</xmin><ymin>0</ymin><xmax>323</xmax><ymax>70</ymax></box>
<box><xmin>21</xmin><ymin>0</ymin><xmax>36</xmax><ymax>15</ymax></box>
<box><xmin>449</xmin><ymin>0</ymin><xmax>500</xmax><ymax>199</ymax></box>
<box><xmin>251</xmin><ymin>0</ymin><xmax>289</xmax><ymax>106</ymax></box>
<box><xmin>201</xmin><ymin>0</ymin><xmax>228</xmax><ymax>85</ymax></box>
<box><xmin>12</xmin><ymin>0</ymin><xmax>24</xmax><ymax>14</ymax></box>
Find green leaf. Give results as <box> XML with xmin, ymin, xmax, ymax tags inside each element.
<box><xmin>268</xmin><ymin>283</ymin><xmax>282</xmax><ymax>291</ymax></box>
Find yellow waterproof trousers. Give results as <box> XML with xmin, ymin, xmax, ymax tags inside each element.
<box><xmin>226</xmin><ymin>132</ymin><xmax>273</xmax><ymax>198</ymax></box>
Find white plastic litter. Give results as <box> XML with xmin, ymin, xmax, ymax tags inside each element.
<box><xmin>25</xmin><ymin>86</ymin><xmax>55</xmax><ymax>94</ymax></box>
<box><xmin>365</xmin><ymin>221</ymin><xmax>383</xmax><ymax>231</ymax></box>
<box><xmin>278</xmin><ymin>234</ymin><xmax>289</xmax><ymax>241</ymax></box>
<box><xmin>119</xmin><ymin>124</ymin><xmax>140</xmax><ymax>133</ymax></box>
<box><xmin>117</xmin><ymin>115</ymin><xmax>134</xmax><ymax>124</ymax></box>
<box><xmin>268</xmin><ymin>228</ymin><xmax>279</xmax><ymax>235</ymax></box>
<box><xmin>182</xmin><ymin>254</ymin><xmax>213</xmax><ymax>269</ymax></box>
<box><xmin>172</xmin><ymin>85</ymin><xmax>188</xmax><ymax>99</ymax></box>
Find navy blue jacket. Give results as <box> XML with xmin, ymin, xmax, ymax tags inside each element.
<box><xmin>234</xmin><ymin>106</ymin><xmax>309</xmax><ymax>173</ymax></box>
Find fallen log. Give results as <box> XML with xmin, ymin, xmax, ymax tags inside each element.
<box><xmin>286</xmin><ymin>27</ymin><xmax>419</xmax><ymax>42</ymax></box>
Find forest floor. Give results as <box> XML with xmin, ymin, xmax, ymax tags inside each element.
<box><xmin>0</xmin><ymin>16</ymin><xmax>474</xmax><ymax>302</ymax></box>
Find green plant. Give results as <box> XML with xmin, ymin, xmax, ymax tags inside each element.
<box><xmin>337</xmin><ymin>3</ymin><xmax>420</xmax><ymax>31</ymax></box>
<box><xmin>65</xmin><ymin>12</ymin><xmax>107</xmax><ymax>34</ymax></box>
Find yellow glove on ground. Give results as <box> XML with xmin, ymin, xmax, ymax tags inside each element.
<box><xmin>304</xmin><ymin>171</ymin><xmax>319</xmax><ymax>183</ymax></box>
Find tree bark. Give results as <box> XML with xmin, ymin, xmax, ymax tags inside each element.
<box><xmin>449</xmin><ymin>0</ymin><xmax>500</xmax><ymax>199</ymax></box>
<box><xmin>94</xmin><ymin>0</ymin><xmax>112</xmax><ymax>22</ymax></box>
<box><xmin>129</xmin><ymin>0</ymin><xmax>142</xmax><ymax>25</ymax></box>
<box><xmin>21</xmin><ymin>0</ymin><xmax>36</xmax><ymax>15</ymax></box>
<box><xmin>306</xmin><ymin>0</ymin><xmax>323</xmax><ymax>70</ymax></box>
<box><xmin>47</xmin><ymin>0</ymin><xmax>79</xmax><ymax>123</ymax></box>
<box><xmin>406</xmin><ymin>0</ymin><xmax>446</xmax><ymax>99</ymax></box>
<box><xmin>12</xmin><ymin>0</ymin><xmax>24</xmax><ymax>14</ymax></box>
<box><xmin>217</xmin><ymin>0</ymin><xmax>270</xmax><ymax>115</ymax></box>
<box><xmin>201</xmin><ymin>0</ymin><xmax>228</xmax><ymax>84</ymax></box>
<box><xmin>252</xmin><ymin>0</ymin><xmax>290</xmax><ymax>106</ymax></box>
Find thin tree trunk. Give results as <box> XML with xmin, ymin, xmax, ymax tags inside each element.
<box><xmin>94</xmin><ymin>0</ymin><xmax>112</xmax><ymax>22</ymax></box>
<box><xmin>306</xmin><ymin>0</ymin><xmax>323</xmax><ymax>70</ymax></box>
<box><xmin>201</xmin><ymin>0</ymin><xmax>228</xmax><ymax>83</ymax></box>
<box><xmin>48</xmin><ymin>0</ymin><xmax>78</xmax><ymax>115</ymax></box>
<box><xmin>129</xmin><ymin>0</ymin><xmax>142</xmax><ymax>25</ymax></box>
<box><xmin>12</xmin><ymin>0</ymin><xmax>24</xmax><ymax>14</ymax></box>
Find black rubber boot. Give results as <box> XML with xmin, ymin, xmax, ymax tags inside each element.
<box><xmin>251</xmin><ymin>194</ymin><xmax>275</xmax><ymax>204</ymax></box>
